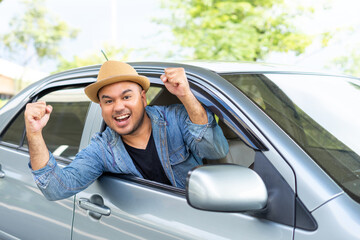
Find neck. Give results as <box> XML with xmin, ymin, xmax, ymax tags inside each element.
<box><xmin>121</xmin><ymin>114</ymin><xmax>152</xmax><ymax>149</ymax></box>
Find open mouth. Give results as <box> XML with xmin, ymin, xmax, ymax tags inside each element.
<box><xmin>115</xmin><ymin>114</ymin><xmax>130</xmax><ymax>122</ymax></box>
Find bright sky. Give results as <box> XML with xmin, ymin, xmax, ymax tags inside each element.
<box><xmin>0</xmin><ymin>0</ymin><xmax>172</xmax><ymax>72</ymax></box>
<box><xmin>1</xmin><ymin>0</ymin><xmax>360</xmax><ymax>74</ymax></box>
<box><xmin>274</xmin><ymin>0</ymin><xmax>360</xmax><ymax>73</ymax></box>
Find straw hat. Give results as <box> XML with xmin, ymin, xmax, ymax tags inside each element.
<box><xmin>85</xmin><ymin>61</ymin><xmax>150</xmax><ymax>103</ymax></box>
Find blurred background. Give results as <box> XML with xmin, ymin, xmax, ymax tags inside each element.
<box><xmin>1</xmin><ymin>0</ymin><xmax>360</xmax><ymax>108</ymax></box>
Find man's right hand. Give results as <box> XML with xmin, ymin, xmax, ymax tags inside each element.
<box><xmin>24</xmin><ymin>101</ymin><xmax>53</xmax><ymax>170</ymax></box>
<box><xmin>24</xmin><ymin>101</ymin><xmax>53</xmax><ymax>135</ymax></box>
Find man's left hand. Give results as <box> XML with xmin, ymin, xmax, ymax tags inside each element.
<box><xmin>160</xmin><ymin>68</ymin><xmax>191</xmax><ymax>98</ymax></box>
<box><xmin>160</xmin><ymin>67</ymin><xmax>207</xmax><ymax>124</ymax></box>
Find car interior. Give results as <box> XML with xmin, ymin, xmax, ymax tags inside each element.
<box><xmin>147</xmin><ymin>84</ymin><xmax>256</xmax><ymax>168</ymax></box>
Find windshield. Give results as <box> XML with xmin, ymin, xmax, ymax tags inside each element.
<box><xmin>221</xmin><ymin>73</ymin><xmax>360</xmax><ymax>203</ymax></box>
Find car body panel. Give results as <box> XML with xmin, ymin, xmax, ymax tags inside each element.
<box><xmin>294</xmin><ymin>193</ymin><xmax>360</xmax><ymax>239</ymax></box>
<box><xmin>0</xmin><ymin>145</ymin><xmax>73</xmax><ymax>239</ymax></box>
<box><xmin>73</xmin><ymin>176</ymin><xmax>294</xmax><ymax>240</ymax></box>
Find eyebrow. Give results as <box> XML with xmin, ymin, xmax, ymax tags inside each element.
<box><xmin>100</xmin><ymin>89</ymin><xmax>133</xmax><ymax>100</ymax></box>
<box><xmin>121</xmin><ymin>89</ymin><xmax>133</xmax><ymax>95</ymax></box>
<box><xmin>101</xmin><ymin>95</ymin><xmax>111</xmax><ymax>99</ymax></box>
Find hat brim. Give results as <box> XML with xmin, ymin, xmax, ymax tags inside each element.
<box><xmin>84</xmin><ymin>74</ymin><xmax>150</xmax><ymax>103</ymax></box>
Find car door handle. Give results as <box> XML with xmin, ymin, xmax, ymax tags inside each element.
<box><xmin>0</xmin><ymin>164</ymin><xmax>5</xmax><ymax>178</ymax></box>
<box><xmin>77</xmin><ymin>195</ymin><xmax>111</xmax><ymax>220</ymax></box>
<box><xmin>78</xmin><ymin>198</ymin><xmax>111</xmax><ymax>215</ymax></box>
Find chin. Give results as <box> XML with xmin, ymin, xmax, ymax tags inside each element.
<box><xmin>113</xmin><ymin>126</ymin><xmax>133</xmax><ymax>136</ymax></box>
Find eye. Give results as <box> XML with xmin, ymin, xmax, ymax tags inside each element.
<box><xmin>123</xmin><ymin>95</ymin><xmax>131</xmax><ymax>100</ymax></box>
<box><xmin>104</xmin><ymin>99</ymin><xmax>113</xmax><ymax>104</ymax></box>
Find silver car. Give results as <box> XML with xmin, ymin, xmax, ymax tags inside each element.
<box><xmin>0</xmin><ymin>62</ymin><xmax>359</xmax><ymax>239</ymax></box>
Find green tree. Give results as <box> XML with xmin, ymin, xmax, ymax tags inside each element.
<box><xmin>56</xmin><ymin>44</ymin><xmax>133</xmax><ymax>72</ymax></box>
<box><xmin>331</xmin><ymin>44</ymin><xmax>360</xmax><ymax>77</ymax></box>
<box><xmin>158</xmin><ymin>0</ymin><xmax>316</xmax><ymax>61</ymax></box>
<box><xmin>1</xmin><ymin>0</ymin><xmax>78</xmax><ymax>92</ymax></box>
<box><xmin>1</xmin><ymin>0</ymin><xmax>78</xmax><ymax>66</ymax></box>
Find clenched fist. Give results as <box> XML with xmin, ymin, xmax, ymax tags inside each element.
<box><xmin>160</xmin><ymin>67</ymin><xmax>207</xmax><ymax>125</ymax></box>
<box><xmin>160</xmin><ymin>68</ymin><xmax>191</xmax><ymax>98</ymax></box>
<box><xmin>24</xmin><ymin>101</ymin><xmax>53</xmax><ymax>135</ymax></box>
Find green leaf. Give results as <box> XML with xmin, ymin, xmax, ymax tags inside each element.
<box><xmin>158</xmin><ymin>0</ymin><xmax>315</xmax><ymax>61</ymax></box>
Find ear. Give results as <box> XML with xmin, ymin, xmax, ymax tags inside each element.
<box><xmin>141</xmin><ymin>90</ymin><xmax>147</xmax><ymax>107</ymax></box>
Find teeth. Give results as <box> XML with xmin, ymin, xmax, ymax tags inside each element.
<box><xmin>116</xmin><ymin>114</ymin><xmax>129</xmax><ymax>120</ymax></box>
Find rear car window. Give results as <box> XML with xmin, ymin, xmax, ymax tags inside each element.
<box><xmin>1</xmin><ymin>87</ymin><xmax>91</xmax><ymax>160</ymax></box>
<box><xmin>221</xmin><ymin>73</ymin><xmax>360</xmax><ymax>203</ymax></box>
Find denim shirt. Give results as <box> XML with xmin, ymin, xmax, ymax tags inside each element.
<box><xmin>30</xmin><ymin>104</ymin><xmax>229</xmax><ymax>201</ymax></box>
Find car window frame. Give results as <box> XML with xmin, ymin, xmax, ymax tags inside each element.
<box><xmin>0</xmin><ymin>106</ymin><xmax>27</xmax><ymax>149</ymax></box>
<box><xmin>0</xmin><ymin>80</ymin><xmax>94</xmax><ymax>165</ymax></box>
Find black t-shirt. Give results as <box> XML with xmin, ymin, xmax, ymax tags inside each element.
<box><xmin>123</xmin><ymin>133</ymin><xmax>171</xmax><ymax>185</ymax></box>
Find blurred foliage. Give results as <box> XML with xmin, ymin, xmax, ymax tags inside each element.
<box><xmin>328</xmin><ymin>24</ymin><xmax>360</xmax><ymax>77</ymax></box>
<box><xmin>158</xmin><ymin>0</ymin><xmax>318</xmax><ymax>61</ymax></box>
<box><xmin>332</xmin><ymin>45</ymin><xmax>360</xmax><ymax>77</ymax></box>
<box><xmin>55</xmin><ymin>44</ymin><xmax>133</xmax><ymax>73</ymax></box>
<box><xmin>1</xmin><ymin>0</ymin><xmax>78</xmax><ymax>66</ymax></box>
<box><xmin>0</xmin><ymin>99</ymin><xmax>8</xmax><ymax>109</ymax></box>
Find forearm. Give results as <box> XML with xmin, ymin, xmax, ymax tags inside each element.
<box><xmin>32</xmin><ymin>146</ymin><xmax>105</xmax><ymax>201</ymax></box>
<box><xmin>32</xmin><ymin>153</ymin><xmax>86</xmax><ymax>201</ymax></box>
<box><xmin>178</xmin><ymin>93</ymin><xmax>208</xmax><ymax>125</ymax></box>
<box><xmin>27</xmin><ymin>132</ymin><xmax>50</xmax><ymax>170</ymax></box>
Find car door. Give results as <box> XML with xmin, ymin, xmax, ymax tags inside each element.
<box><xmin>71</xmin><ymin>71</ymin><xmax>298</xmax><ymax>240</ymax></box>
<box><xmin>0</xmin><ymin>85</ymin><xmax>91</xmax><ymax>239</ymax></box>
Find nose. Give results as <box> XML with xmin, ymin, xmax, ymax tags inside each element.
<box><xmin>114</xmin><ymin>99</ymin><xmax>125</xmax><ymax>112</ymax></box>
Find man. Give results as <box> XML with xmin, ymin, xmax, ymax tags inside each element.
<box><xmin>25</xmin><ymin>61</ymin><xmax>229</xmax><ymax>201</ymax></box>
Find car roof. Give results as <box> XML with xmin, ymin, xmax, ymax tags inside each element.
<box><xmin>175</xmin><ymin>61</ymin><xmax>306</xmax><ymax>73</ymax></box>
<box><xmin>169</xmin><ymin>61</ymin><xmax>357</xmax><ymax>77</ymax></box>
<box><xmin>127</xmin><ymin>61</ymin><xmax>360</xmax><ymax>80</ymax></box>
<box><xmin>13</xmin><ymin>61</ymin><xmax>359</xmax><ymax>91</ymax></box>
<box><xmin>45</xmin><ymin>60</ymin><xmax>357</xmax><ymax>80</ymax></box>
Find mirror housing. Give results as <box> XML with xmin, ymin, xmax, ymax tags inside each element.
<box><xmin>186</xmin><ymin>164</ymin><xmax>268</xmax><ymax>212</ymax></box>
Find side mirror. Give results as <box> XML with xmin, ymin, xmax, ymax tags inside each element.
<box><xmin>186</xmin><ymin>164</ymin><xmax>268</xmax><ymax>212</ymax></box>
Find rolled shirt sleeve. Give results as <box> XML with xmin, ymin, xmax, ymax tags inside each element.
<box><xmin>29</xmin><ymin>139</ymin><xmax>106</xmax><ymax>201</ymax></box>
<box><xmin>177</xmin><ymin>105</ymin><xmax>229</xmax><ymax>160</ymax></box>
